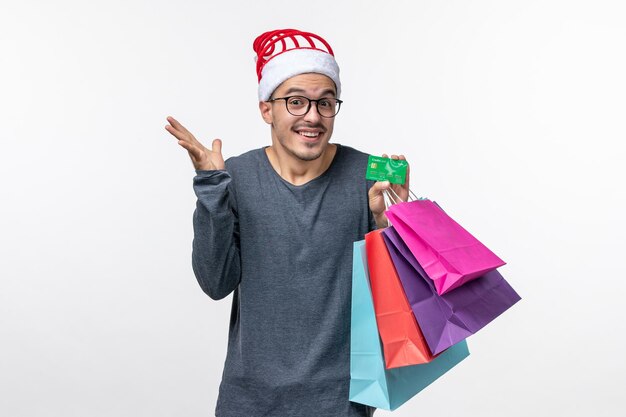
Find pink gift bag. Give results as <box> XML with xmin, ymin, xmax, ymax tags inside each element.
<box><xmin>385</xmin><ymin>199</ymin><xmax>505</xmax><ymax>295</ymax></box>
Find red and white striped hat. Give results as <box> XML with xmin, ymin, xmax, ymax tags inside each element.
<box><xmin>253</xmin><ymin>29</ymin><xmax>341</xmax><ymax>101</ymax></box>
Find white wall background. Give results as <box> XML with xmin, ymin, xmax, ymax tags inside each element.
<box><xmin>1</xmin><ymin>1</ymin><xmax>624</xmax><ymax>416</ymax></box>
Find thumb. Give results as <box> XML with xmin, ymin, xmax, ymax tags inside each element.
<box><xmin>211</xmin><ymin>138</ymin><xmax>223</xmax><ymax>155</ymax></box>
<box><xmin>368</xmin><ymin>180</ymin><xmax>390</xmax><ymax>197</ymax></box>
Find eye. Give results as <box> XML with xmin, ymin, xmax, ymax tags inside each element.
<box><xmin>318</xmin><ymin>99</ymin><xmax>333</xmax><ymax>108</ymax></box>
<box><xmin>288</xmin><ymin>97</ymin><xmax>306</xmax><ymax>107</ymax></box>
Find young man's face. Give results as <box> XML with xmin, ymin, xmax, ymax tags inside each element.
<box><xmin>260</xmin><ymin>73</ymin><xmax>337</xmax><ymax>162</ymax></box>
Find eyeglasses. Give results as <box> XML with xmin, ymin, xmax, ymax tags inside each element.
<box><xmin>268</xmin><ymin>95</ymin><xmax>343</xmax><ymax>118</ymax></box>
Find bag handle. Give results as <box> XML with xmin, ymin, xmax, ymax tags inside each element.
<box><xmin>380</xmin><ymin>182</ymin><xmax>428</xmax><ymax>226</ymax></box>
<box><xmin>383</xmin><ymin>187</ymin><xmax>426</xmax><ymax>206</ymax></box>
<box><xmin>382</xmin><ymin>188</ymin><xmax>427</xmax><ymax>227</ymax></box>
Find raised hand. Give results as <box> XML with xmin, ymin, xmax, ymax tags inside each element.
<box><xmin>368</xmin><ymin>154</ymin><xmax>410</xmax><ymax>229</ymax></box>
<box><xmin>165</xmin><ymin>116</ymin><xmax>225</xmax><ymax>171</ymax></box>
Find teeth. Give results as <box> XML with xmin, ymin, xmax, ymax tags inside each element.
<box><xmin>299</xmin><ymin>131</ymin><xmax>319</xmax><ymax>138</ymax></box>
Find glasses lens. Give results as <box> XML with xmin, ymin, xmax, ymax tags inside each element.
<box><xmin>286</xmin><ymin>96</ymin><xmax>309</xmax><ymax>116</ymax></box>
<box><xmin>316</xmin><ymin>98</ymin><xmax>339</xmax><ymax>117</ymax></box>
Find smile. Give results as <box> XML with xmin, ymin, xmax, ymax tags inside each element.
<box><xmin>297</xmin><ymin>130</ymin><xmax>321</xmax><ymax>138</ymax></box>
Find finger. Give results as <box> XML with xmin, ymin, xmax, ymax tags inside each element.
<box><xmin>398</xmin><ymin>154</ymin><xmax>406</xmax><ymax>160</ymax></box>
<box><xmin>176</xmin><ymin>139</ymin><xmax>194</xmax><ymax>153</ymax></box>
<box><xmin>166</xmin><ymin>116</ymin><xmax>190</xmax><ymax>134</ymax></box>
<box><xmin>165</xmin><ymin>124</ymin><xmax>187</xmax><ymax>141</ymax></box>
<box><xmin>167</xmin><ymin>127</ymin><xmax>197</xmax><ymax>147</ymax></box>
<box><xmin>177</xmin><ymin>140</ymin><xmax>204</xmax><ymax>161</ymax></box>
<box><xmin>392</xmin><ymin>182</ymin><xmax>409</xmax><ymax>192</ymax></box>
<box><xmin>390</xmin><ymin>183</ymin><xmax>409</xmax><ymax>202</ymax></box>
<box><xmin>382</xmin><ymin>153</ymin><xmax>388</xmax><ymax>158</ymax></box>
<box><xmin>391</xmin><ymin>154</ymin><xmax>398</xmax><ymax>160</ymax></box>
<box><xmin>167</xmin><ymin>117</ymin><xmax>201</xmax><ymax>148</ymax></box>
<box><xmin>212</xmin><ymin>138</ymin><xmax>222</xmax><ymax>155</ymax></box>
<box><xmin>166</xmin><ymin>123</ymin><xmax>201</xmax><ymax>148</ymax></box>
<box><xmin>368</xmin><ymin>180</ymin><xmax>390</xmax><ymax>197</ymax></box>
<box><xmin>165</xmin><ymin>116</ymin><xmax>183</xmax><ymax>135</ymax></box>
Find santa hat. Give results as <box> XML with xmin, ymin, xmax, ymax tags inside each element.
<box><xmin>253</xmin><ymin>29</ymin><xmax>341</xmax><ymax>101</ymax></box>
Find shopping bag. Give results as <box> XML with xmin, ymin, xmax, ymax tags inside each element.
<box><xmin>385</xmin><ymin>199</ymin><xmax>506</xmax><ymax>295</ymax></box>
<box><xmin>364</xmin><ymin>229</ymin><xmax>433</xmax><ymax>369</ymax></box>
<box><xmin>382</xmin><ymin>226</ymin><xmax>521</xmax><ymax>355</ymax></box>
<box><xmin>350</xmin><ymin>240</ymin><xmax>470</xmax><ymax>411</ymax></box>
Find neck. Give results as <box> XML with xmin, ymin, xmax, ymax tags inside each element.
<box><xmin>265</xmin><ymin>143</ymin><xmax>337</xmax><ymax>186</ymax></box>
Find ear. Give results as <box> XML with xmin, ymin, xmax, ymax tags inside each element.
<box><xmin>259</xmin><ymin>101</ymin><xmax>273</xmax><ymax>124</ymax></box>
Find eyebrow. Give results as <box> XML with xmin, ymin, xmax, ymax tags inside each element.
<box><xmin>282</xmin><ymin>87</ymin><xmax>337</xmax><ymax>97</ymax></box>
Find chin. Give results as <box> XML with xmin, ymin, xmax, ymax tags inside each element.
<box><xmin>289</xmin><ymin>145</ymin><xmax>323</xmax><ymax>161</ymax></box>
<box><xmin>280</xmin><ymin>137</ymin><xmax>328</xmax><ymax>161</ymax></box>
<box><xmin>295</xmin><ymin>151</ymin><xmax>323</xmax><ymax>162</ymax></box>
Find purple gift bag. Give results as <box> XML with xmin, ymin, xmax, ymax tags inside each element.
<box><xmin>382</xmin><ymin>226</ymin><xmax>521</xmax><ymax>356</ymax></box>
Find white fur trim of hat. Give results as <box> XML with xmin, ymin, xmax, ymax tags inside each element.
<box><xmin>258</xmin><ymin>49</ymin><xmax>341</xmax><ymax>101</ymax></box>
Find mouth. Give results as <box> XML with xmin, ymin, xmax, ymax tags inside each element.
<box><xmin>295</xmin><ymin>129</ymin><xmax>323</xmax><ymax>142</ymax></box>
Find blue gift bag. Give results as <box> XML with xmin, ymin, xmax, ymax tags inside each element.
<box><xmin>349</xmin><ymin>240</ymin><xmax>470</xmax><ymax>411</ymax></box>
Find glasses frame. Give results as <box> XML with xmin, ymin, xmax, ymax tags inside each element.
<box><xmin>268</xmin><ymin>95</ymin><xmax>343</xmax><ymax>118</ymax></box>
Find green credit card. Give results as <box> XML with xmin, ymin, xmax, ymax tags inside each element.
<box><xmin>365</xmin><ymin>155</ymin><xmax>408</xmax><ymax>185</ymax></box>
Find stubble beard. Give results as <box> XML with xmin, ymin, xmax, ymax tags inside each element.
<box><xmin>288</xmin><ymin>140</ymin><xmax>324</xmax><ymax>161</ymax></box>
<box><xmin>275</xmin><ymin>126</ymin><xmax>330</xmax><ymax>162</ymax></box>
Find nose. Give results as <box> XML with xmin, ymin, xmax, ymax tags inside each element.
<box><xmin>303</xmin><ymin>101</ymin><xmax>322</xmax><ymax>122</ymax></box>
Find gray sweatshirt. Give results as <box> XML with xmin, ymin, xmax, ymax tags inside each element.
<box><xmin>192</xmin><ymin>144</ymin><xmax>376</xmax><ymax>417</ymax></box>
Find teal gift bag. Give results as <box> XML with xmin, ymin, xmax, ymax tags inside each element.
<box><xmin>349</xmin><ymin>240</ymin><xmax>470</xmax><ymax>411</ymax></box>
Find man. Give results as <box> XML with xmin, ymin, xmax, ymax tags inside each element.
<box><xmin>165</xmin><ymin>29</ymin><xmax>409</xmax><ymax>417</ymax></box>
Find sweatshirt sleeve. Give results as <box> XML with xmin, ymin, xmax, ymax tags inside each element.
<box><xmin>191</xmin><ymin>170</ymin><xmax>241</xmax><ymax>300</ymax></box>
